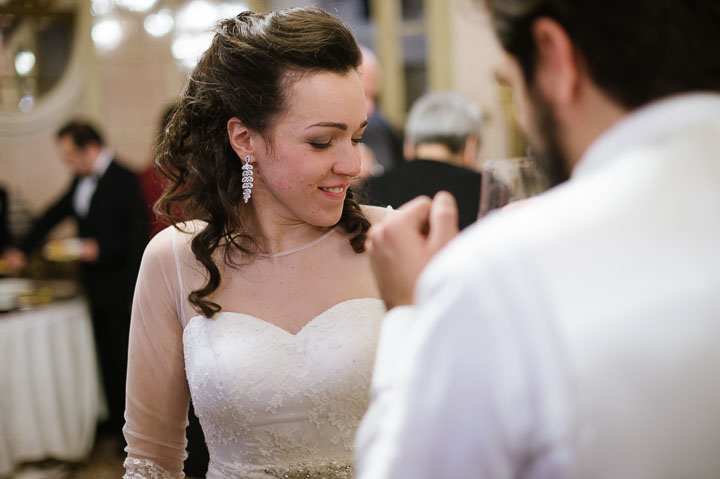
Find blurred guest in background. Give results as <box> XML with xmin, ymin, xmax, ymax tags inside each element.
<box><xmin>0</xmin><ymin>187</ymin><xmax>10</xmax><ymax>254</ymax></box>
<box><xmin>357</xmin><ymin>0</ymin><xmax>720</xmax><ymax>477</ymax></box>
<box><xmin>361</xmin><ymin>91</ymin><xmax>483</xmax><ymax>229</ymax></box>
<box><xmin>3</xmin><ymin>120</ymin><xmax>148</xmax><ymax>440</ymax></box>
<box><xmin>358</xmin><ymin>45</ymin><xmax>404</xmax><ymax>174</ymax></box>
<box><xmin>139</xmin><ymin>103</ymin><xmax>176</xmax><ymax>239</ymax></box>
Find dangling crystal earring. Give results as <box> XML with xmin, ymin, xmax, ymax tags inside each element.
<box><xmin>241</xmin><ymin>155</ymin><xmax>254</xmax><ymax>203</ymax></box>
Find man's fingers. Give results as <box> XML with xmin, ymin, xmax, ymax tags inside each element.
<box><xmin>396</xmin><ymin>196</ymin><xmax>432</xmax><ymax>234</ymax></box>
<box><xmin>371</xmin><ymin>196</ymin><xmax>431</xmax><ymax>244</ymax></box>
<box><xmin>427</xmin><ymin>191</ymin><xmax>459</xmax><ymax>252</ymax></box>
<box><xmin>397</xmin><ymin>195</ymin><xmax>432</xmax><ymax>213</ymax></box>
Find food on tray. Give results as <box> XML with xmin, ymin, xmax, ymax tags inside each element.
<box><xmin>43</xmin><ymin>238</ymin><xmax>84</xmax><ymax>262</ymax></box>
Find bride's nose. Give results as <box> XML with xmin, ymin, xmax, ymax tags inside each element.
<box><xmin>332</xmin><ymin>145</ymin><xmax>362</xmax><ymax>178</ymax></box>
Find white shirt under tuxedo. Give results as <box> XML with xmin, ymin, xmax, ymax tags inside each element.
<box><xmin>73</xmin><ymin>147</ymin><xmax>113</xmax><ymax>217</ymax></box>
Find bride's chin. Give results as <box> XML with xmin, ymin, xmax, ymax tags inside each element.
<box><xmin>314</xmin><ymin>211</ymin><xmax>343</xmax><ymax>228</ymax></box>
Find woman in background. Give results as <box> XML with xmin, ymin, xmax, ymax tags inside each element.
<box><xmin>122</xmin><ymin>7</ymin><xmax>387</xmax><ymax>479</ymax></box>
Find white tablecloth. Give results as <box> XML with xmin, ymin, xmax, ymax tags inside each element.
<box><xmin>0</xmin><ymin>297</ymin><xmax>106</xmax><ymax>477</ymax></box>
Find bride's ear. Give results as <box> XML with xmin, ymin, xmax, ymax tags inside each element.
<box><xmin>227</xmin><ymin>117</ymin><xmax>254</xmax><ymax>158</ymax></box>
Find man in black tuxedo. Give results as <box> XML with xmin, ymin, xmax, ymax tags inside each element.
<box><xmin>0</xmin><ymin>187</ymin><xmax>10</xmax><ymax>254</ymax></box>
<box><xmin>361</xmin><ymin>92</ymin><xmax>484</xmax><ymax>230</ymax></box>
<box><xmin>4</xmin><ymin>120</ymin><xmax>148</xmax><ymax>437</ymax></box>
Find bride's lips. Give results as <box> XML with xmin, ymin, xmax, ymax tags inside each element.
<box><xmin>319</xmin><ymin>184</ymin><xmax>349</xmax><ymax>199</ymax></box>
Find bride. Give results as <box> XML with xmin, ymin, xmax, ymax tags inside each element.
<box><xmin>122</xmin><ymin>7</ymin><xmax>386</xmax><ymax>478</ymax></box>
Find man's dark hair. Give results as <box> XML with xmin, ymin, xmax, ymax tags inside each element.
<box><xmin>56</xmin><ymin>120</ymin><xmax>105</xmax><ymax>148</ymax></box>
<box><xmin>484</xmin><ymin>0</ymin><xmax>720</xmax><ymax>109</ymax></box>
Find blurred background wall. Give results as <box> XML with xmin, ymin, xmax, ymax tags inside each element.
<box><xmin>0</xmin><ymin>0</ymin><xmax>512</xmax><ymax>218</ymax></box>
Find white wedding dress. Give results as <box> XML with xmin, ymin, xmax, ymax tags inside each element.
<box><xmin>123</xmin><ymin>224</ymin><xmax>384</xmax><ymax>478</ymax></box>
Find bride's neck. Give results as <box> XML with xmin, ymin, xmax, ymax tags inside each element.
<box><xmin>242</xmin><ymin>209</ymin><xmax>332</xmax><ymax>256</ymax></box>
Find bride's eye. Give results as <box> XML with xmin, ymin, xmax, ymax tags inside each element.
<box><xmin>309</xmin><ymin>140</ymin><xmax>332</xmax><ymax>150</ymax></box>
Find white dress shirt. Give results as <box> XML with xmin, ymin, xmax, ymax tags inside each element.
<box><xmin>355</xmin><ymin>93</ymin><xmax>720</xmax><ymax>479</ymax></box>
<box><xmin>73</xmin><ymin>148</ymin><xmax>113</xmax><ymax>217</ymax></box>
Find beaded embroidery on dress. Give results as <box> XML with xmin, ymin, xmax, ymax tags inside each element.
<box><xmin>181</xmin><ymin>297</ymin><xmax>385</xmax><ymax>478</ymax></box>
<box><xmin>123</xmin><ymin>458</ymin><xmax>177</xmax><ymax>479</ymax></box>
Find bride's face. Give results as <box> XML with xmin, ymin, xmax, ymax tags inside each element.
<box><xmin>251</xmin><ymin>70</ymin><xmax>368</xmax><ymax>227</ymax></box>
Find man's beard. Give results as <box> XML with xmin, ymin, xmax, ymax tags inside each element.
<box><xmin>528</xmin><ymin>88</ymin><xmax>571</xmax><ymax>187</ymax></box>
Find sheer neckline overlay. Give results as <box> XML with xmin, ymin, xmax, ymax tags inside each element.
<box><xmin>187</xmin><ymin>297</ymin><xmax>383</xmax><ymax>336</ymax></box>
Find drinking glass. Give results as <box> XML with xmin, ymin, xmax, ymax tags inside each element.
<box><xmin>479</xmin><ymin>157</ymin><xmax>550</xmax><ymax>217</ymax></box>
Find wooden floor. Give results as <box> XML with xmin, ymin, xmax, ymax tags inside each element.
<box><xmin>8</xmin><ymin>435</ymin><xmax>124</xmax><ymax>479</ymax></box>
<box><xmin>7</xmin><ymin>435</ymin><xmax>203</xmax><ymax>479</ymax></box>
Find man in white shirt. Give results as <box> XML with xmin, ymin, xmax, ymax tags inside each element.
<box><xmin>355</xmin><ymin>1</ymin><xmax>720</xmax><ymax>478</ymax></box>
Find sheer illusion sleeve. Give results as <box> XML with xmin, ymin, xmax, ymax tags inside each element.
<box><xmin>123</xmin><ymin>227</ymin><xmax>192</xmax><ymax>478</ymax></box>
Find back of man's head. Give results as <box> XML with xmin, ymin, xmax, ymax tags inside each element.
<box><xmin>405</xmin><ymin>91</ymin><xmax>484</xmax><ymax>163</ymax></box>
<box><xmin>483</xmin><ymin>0</ymin><xmax>720</xmax><ymax>109</ymax></box>
<box><xmin>359</xmin><ymin>45</ymin><xmax>382</xmax><ymax>117</ymax></box>
<box><xmin>56</xmin><ymin>120</ymin><xmax>105</xmax><ymax>149</ymax></box>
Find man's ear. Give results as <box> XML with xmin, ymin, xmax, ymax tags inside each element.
<box><xmin>227</xmin><ymin>117</ymin><xmax>254</xmax><ymax>158</ymax></box>
<box><xmin>531</xmin><ymin>17</ymin><xmax>580</xmax><ymax>106</ymax></box>
<box><xmin>462</xmin><ymin>136</ymin><xmax>479</xmax><ymax>169</ymax></box>
<box><xmin>403</xmin><ymin>140</ymin><xmax>416</xmax><ymax>162</ymax></box>
<box><xmin>85</xmin><ymin>142</ymin><xmax>103</xmax><ymax>168</ymax></box>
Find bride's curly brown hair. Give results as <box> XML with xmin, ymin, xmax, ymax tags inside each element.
<box><xmin>154</xmin><ymin>7</ymin><xmax>370</xmax><ymax>318</ymax></box>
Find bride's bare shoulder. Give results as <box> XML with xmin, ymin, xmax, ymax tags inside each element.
<box><xmin>144</xmin><ymin>220</ymin><xmax>207</xmax><ymax>260</ymax></box>
<box><xmin>360</xmin><ymin>204</ymin><xmax>391</xmax><ymax>225</ymax></box>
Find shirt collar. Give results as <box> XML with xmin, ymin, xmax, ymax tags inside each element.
<box><xmin>91</xmin><ymin>147</ymin><xmax>114</xmax><ymax>178</ymax></box>
<box><xmin>573</xmin><ymin>92</ymin><xmax>720</xmax><ymax>179</ymax></box>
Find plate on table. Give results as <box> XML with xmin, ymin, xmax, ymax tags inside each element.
<box><xmin>0</xmin><ymin>278</ymin><xmax>34</xmax><ymax>312</ymax></box>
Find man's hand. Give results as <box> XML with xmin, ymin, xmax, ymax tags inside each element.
<box><xmin>80</xmin><ymin>238</ymin><xmax>100</xmax><ymax>262</ymax></box>
<box><xmin>366</xmin><ymin>191</ymin><xmax>459</xmax><ymax>309</ymax></box>
<box><xmin>2</xmin><ymin>247</ymin><xmax>27</xmax><ymax>276</ymax></box>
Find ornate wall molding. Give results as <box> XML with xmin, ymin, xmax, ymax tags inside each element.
<box><xmin>0</xmin><ymin>1</ymin><xmax>91</xmax><ymax>140</ymax></box>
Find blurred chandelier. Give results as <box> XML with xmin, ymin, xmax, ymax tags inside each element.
<box><xmin>90</xmin><ymin>0</ymin><xmax>248</xmax><ymax>67</ymax></box>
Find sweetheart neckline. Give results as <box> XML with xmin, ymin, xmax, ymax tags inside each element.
<box><xmin>187</xmin><ymin>297</ymin><xmax>384</xmax><ymax>336</ymax></box>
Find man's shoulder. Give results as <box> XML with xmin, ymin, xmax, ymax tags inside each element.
<box><xmin>101</xmin><ymin>159</ymin><xmax>144</xmax><ymax>194</ymax></box>
<box><xmin>416</xmin><ymin>159</ymin><xmax>480</xmax><ymax>176</ymax></box>
<box><xmin>366</xmin><ymin>160</ymin><xmax>480</xmax><ymax>189</ymax></box>
<box><xmin>364</xmin><ymin>162</ymin><xmax>410</xmax><ymax>182</ymax></box>
<box><xmin>107</xmin><ymin>158</ymin><xmax>140</xmax><ymax>179</ymax></box>
<box><xmin>403</xmin><ymin>161</ymin><xmax>482</xmax><ymax>192</ymax></box>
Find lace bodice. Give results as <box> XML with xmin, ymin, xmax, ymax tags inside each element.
<box><xmin>184</xmin><ymin>298</ymin><xmax>384</xmax><ymax>478</ymax></box>
<box><xmin>123</xmin><ymin>220</ymin><xmax>386</xmax><ymax>479</ymax></box>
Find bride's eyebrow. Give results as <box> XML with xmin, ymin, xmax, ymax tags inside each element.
<box><xmin>305</xmin><ymin>119</ymin><xmax>369</xmax><ymax>131</ymax></box>
<box><xmin>306</xmin><ymin>122</ymin><xmax>347</xmax><ymax>130</ymax></box>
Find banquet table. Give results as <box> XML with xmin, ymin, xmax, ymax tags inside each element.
<box><xmin>0</xmin><ymin>296</ymin><xmax>106</xmax><ymax>477</ymax></box>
